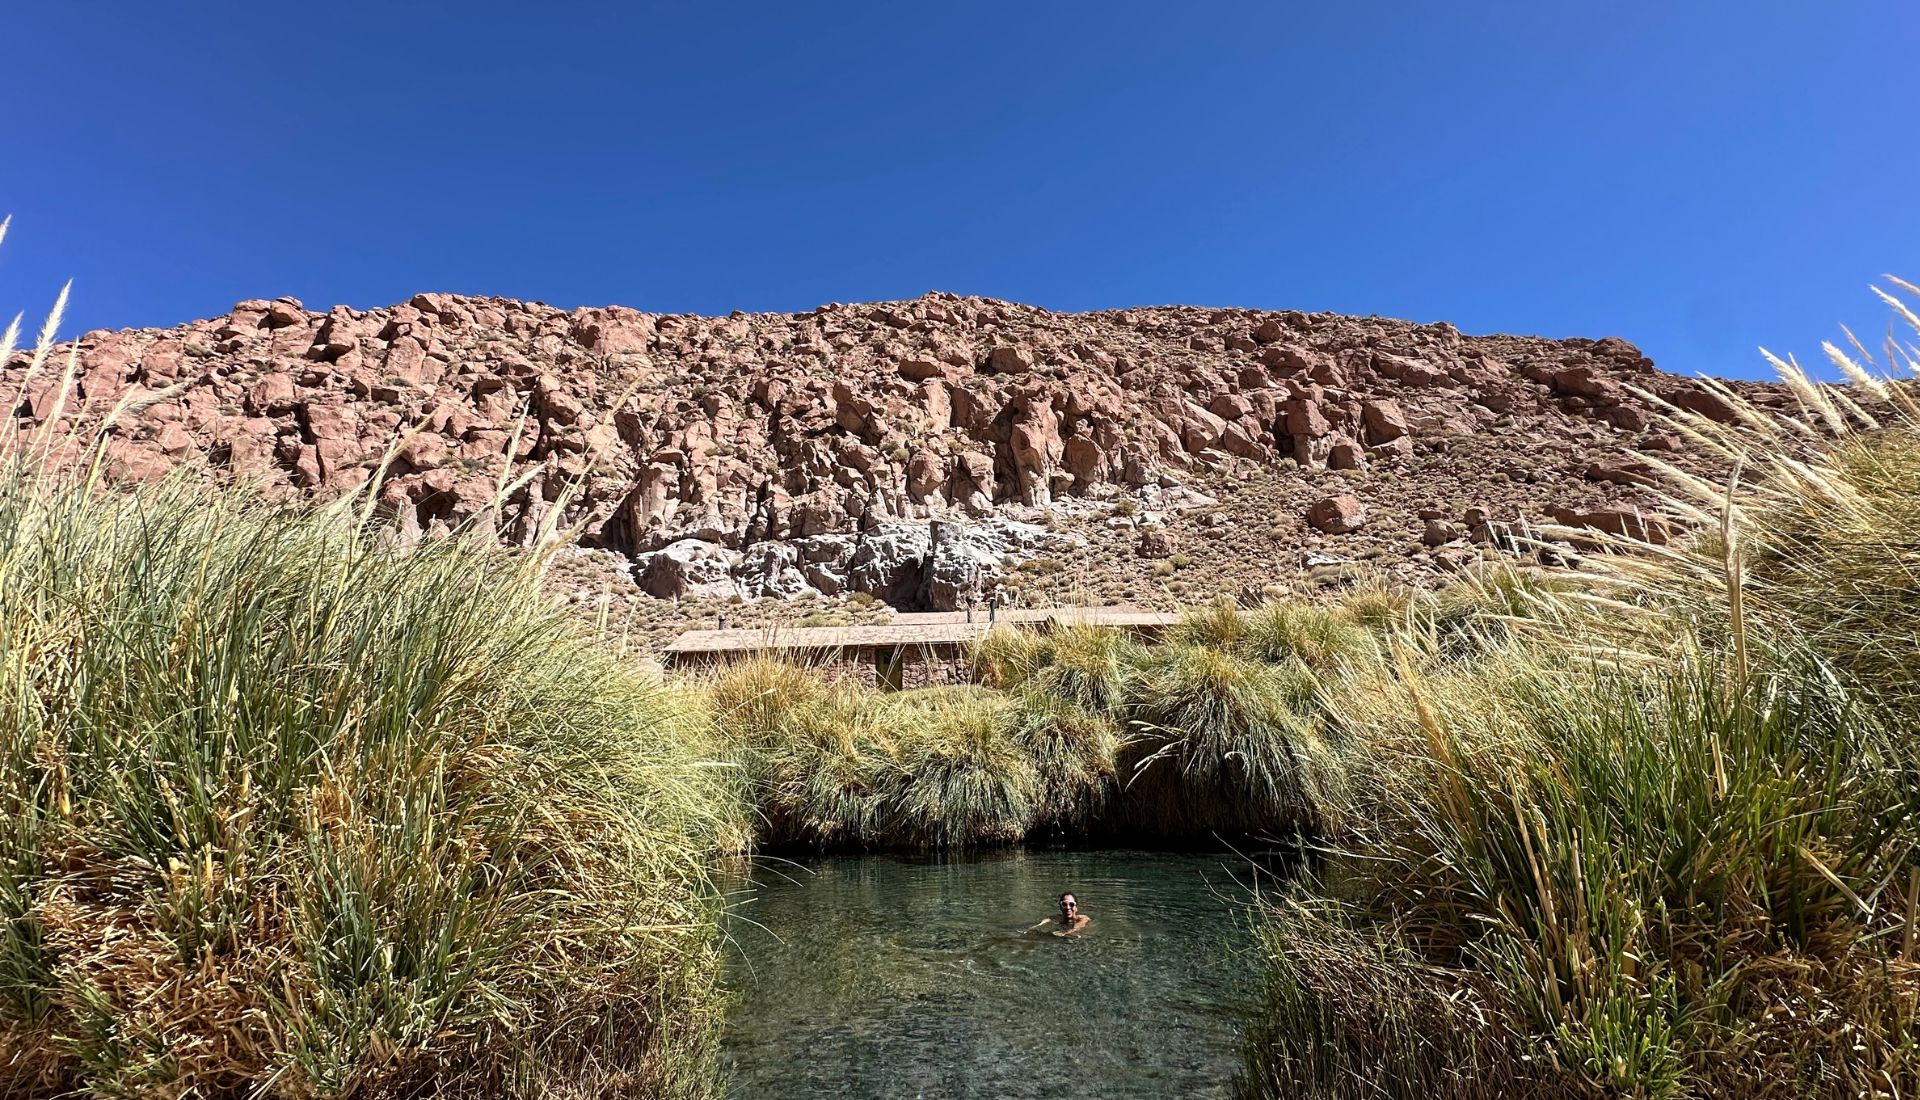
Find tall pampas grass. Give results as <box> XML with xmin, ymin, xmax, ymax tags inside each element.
<box><xmin>0</xmin><ymin>231</ymin><xmax>738</xmax><ymax>1099</ymax></box>
<box><xmin>1238</xmin><ymin>282</ymin><xmax>1920</xmax><ymax>1099</ymax></box>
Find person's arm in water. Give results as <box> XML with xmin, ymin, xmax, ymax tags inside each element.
<box><xmin>1021</xmin><ymin>918</ymin><xmax>1054</xmax><ymax>934</ymax></box>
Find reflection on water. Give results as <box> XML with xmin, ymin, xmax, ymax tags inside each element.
<box><xmin>720</xmin><ymin>849</ymin><xmax>1263</xmax><ymax>1099</ymax></box>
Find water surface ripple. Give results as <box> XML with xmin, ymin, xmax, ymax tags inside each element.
<box><xmin>720</xmin><ymin>849</ymin><xmax>1261</xmax><ymax>1099</ymax></box>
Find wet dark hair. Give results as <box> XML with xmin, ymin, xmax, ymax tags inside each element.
<box><xmin>1060</xmin><ymin>892</ymin><xmax>1076</xmax><ymax>904</ymax></box>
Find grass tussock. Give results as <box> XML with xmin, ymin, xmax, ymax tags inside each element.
<box><xmin>0</xmin><ymin>271</ymin><xmax>739</xmax><ymax>1097</ymax></box>
<box><xmin>707</xmin><ymin>669</ymin><xmax>1063</xmax><ymax>848</ymax></box>
<box><xmin>1237</xmin><ymin>283</ymin><xmax>1920</xmax><ymax>1099</ymax></box>
<box><xmin>1241</xmin><ymin>602</ymin><xmax>1377</xmax><ymax>671</ymax></box>
<box><xmin>1121</xmin><ymin>643</ymin><xmax>1339</xmax><ymax>835</ymax></box>
<box><xmin>714</xmin><ymin>599</ymin><xmax>1384</xmax><ymax>848</ymax></box>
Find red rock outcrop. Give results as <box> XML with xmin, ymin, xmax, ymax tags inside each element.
<box><xmin>4</xmin><ymin>292</ymin><xmax>1783</xmax><ymax>591</ymax></box>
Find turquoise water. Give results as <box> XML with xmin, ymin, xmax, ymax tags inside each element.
<box><xmin>719</xmin><ymin>849</ymin><xmax>1264</xmax><ymax>1099</ymax></box>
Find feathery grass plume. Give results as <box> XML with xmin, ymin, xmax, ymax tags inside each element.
<box><xmin>1582</xmin><ymin>282</ymin><xmax>1920</xmax><ymax>720</ymax></box>
<box><xmin>1824</xmin><ymin>339</ymin><xmax>1891</xmax><ymax>401</ymax></box>
<box><xmin>1409</xmin><ymin>565</ymin><xmax>1618</xmax><ymax>661</ymax></box>
<box><xmin>1241</xmin><ymin>282</ymin><xmax>1920</xmax><ymax>1098</ymax></box>
<box><xmin>1873</xmin><ymin>282</ymin><xmax>1920</xmax><ymax>338</ymax></box>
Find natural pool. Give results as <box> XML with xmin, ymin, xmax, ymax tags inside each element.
<box><xmin>719</xmin><ymin>849</ymin><xmax>1265</xmax><ymax>1099</ymax></box>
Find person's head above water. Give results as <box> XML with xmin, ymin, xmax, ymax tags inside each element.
<box><xmin>1035</xmin><ymin>891</ymin><xmax>1088</xmax><ymax>935</ymax></box>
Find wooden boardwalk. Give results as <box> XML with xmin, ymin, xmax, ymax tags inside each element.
<box><xmin>662</xmin><ymin>606</ymin><xmax>1178</xmax><ymax>656</ymax></box>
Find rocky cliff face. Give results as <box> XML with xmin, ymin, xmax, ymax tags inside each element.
<box><xmin>5</xmin><ymin>291</ymin><xmax>1775</xmax><ymax>617</ymax></box>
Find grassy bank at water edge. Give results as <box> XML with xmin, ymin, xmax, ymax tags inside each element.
<box><xmin>0</xmin><ymin>274</ymin><xmax>742</xmax><ymax>1096</ymax></box>
<box><xmin>1235</xmin><ymin>284</ymin><xmax>1920</xmax><ymax>1099</ymax></box>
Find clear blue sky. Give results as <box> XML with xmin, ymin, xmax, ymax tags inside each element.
<box><xmin>3</xmin><ymin>2</ymin><xmax>1915</xmax><ymax>381</ymax></box>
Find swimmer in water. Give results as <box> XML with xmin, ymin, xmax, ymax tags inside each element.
<box><xmin>1024</xmin><ymin>892</ymin><xmax>1091</xmax><ymax>937</ymax></box>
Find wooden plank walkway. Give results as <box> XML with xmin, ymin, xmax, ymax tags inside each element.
<box><xmin>662</xmin><ymin>606</ymin><xmax>1178</xmax><ymax>655</ymax></box>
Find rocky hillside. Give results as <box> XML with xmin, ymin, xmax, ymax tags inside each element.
<box><xmin>5</xmin><ymin>292</ymin><xmax>1779</xmax><ymax>639</ymax></box>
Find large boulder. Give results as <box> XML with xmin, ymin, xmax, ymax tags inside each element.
<box><xmin>846</xmin><ymin>524</ymin><xmax>934</xmax><ymax>605</ymax></box>
<box><xmin>1671</xmin><ymin>387</ymin><xmax>1739</xmax><ymax>424</ymax></box>
<box><xmin>1552</xmin><ymin>365</ymin><xmax>1620</xmax><ymax>400</ymax></box>
<box><xmin>950</xmin><ymin>450</ymin><xmax>996</xmax><ymax>513</ymax></box>
<box><xmin>1549</xmin><ymin>505</ymin><xmax>1677</xmax><ymax>545</ymax></box>
<box><xmin>987</xmin><ymin>345</ymin><xmax>1036</xmax><ymax>374</ymax></box>
<box><xmin>633</xmin><ymin>539</ymin><xmax>740</xmax><ymax>600</ymax></box>
<box><xmin>1360</xmin><ymin>400</ymin><xmax>1411</xmax><ymax>445</ymax></box>
<box><xmin>1008</xmin><ymin>396</ymin><xmax>1063</xmax><ymax>504</ymax></box>
<box><xmin>569</xmin><ymin>306</ymin><xmax>655</xmax><ymax>355</ymax></box>
<box><xmin>1306</xmin><ymin>495</ymin><xmax>1368</xmax><ymax>534</ymax></box>
<box><xmin>792</xmin><ymin>533</ymin><xmax>859</xmax><ymax>595</ymax></box>
<box><xmin>921</xmin><ymin>519</ymin><xmax>998</xmax><ymax>611</ymax></box>
<box><xmin>736</xmin><ymin>541</ymin><xmax>819</xmax><ymax>600</ymax></box>
<box><xmin>1283</xmin><ymin>398</ymin><xmax>1331</xmax><ymax>438</ymax></box>
<box><xmin>1135</xmin><ymin>529</ymin><xmax>1177</xmax><ymax>559</ymax></box>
